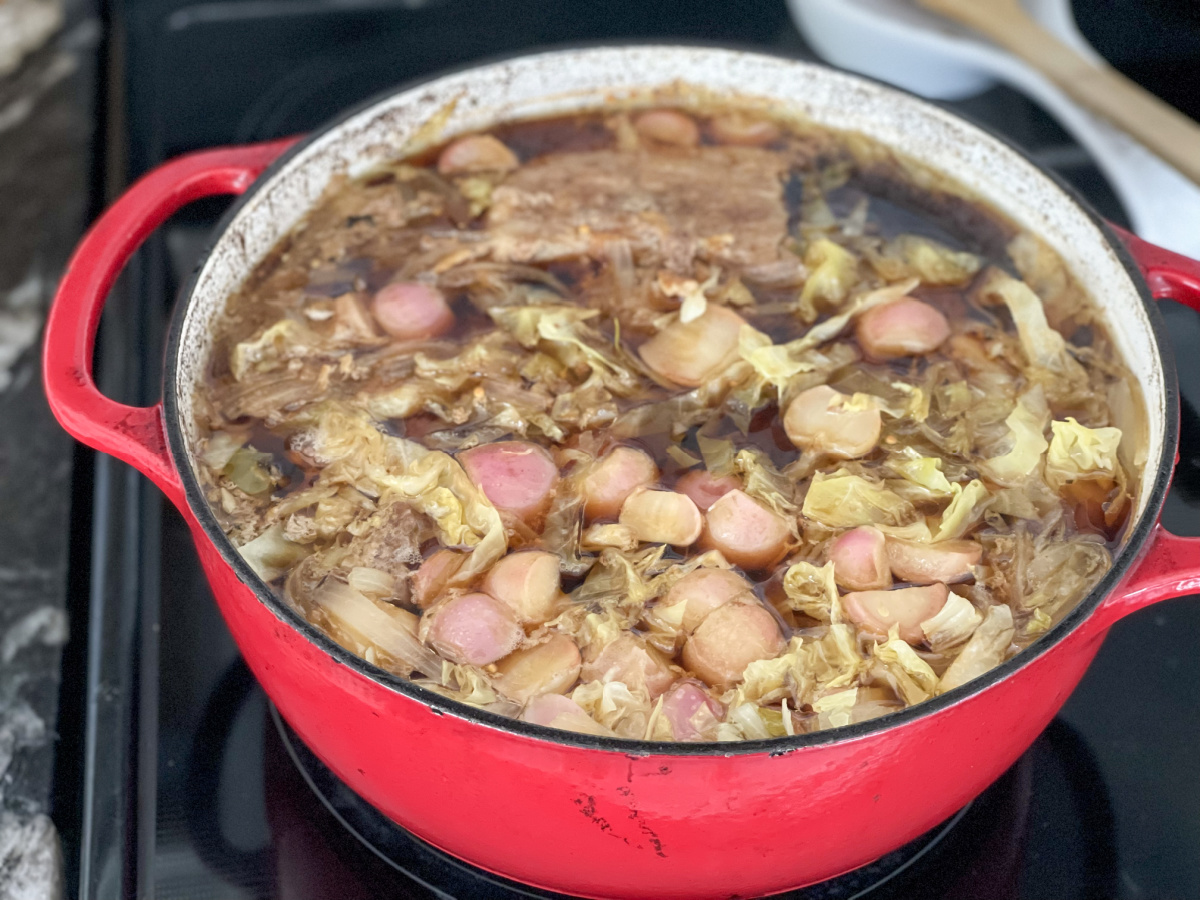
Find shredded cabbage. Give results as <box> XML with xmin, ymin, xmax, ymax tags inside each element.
<box><xmin>1046</xmin><ymin>417</ymin><xmax>1122</xmax><ymax>491</ymax></box>
<box><xmin>238</xmin><ymin>523</ymin><xmax>308</xmax><ymax>582</ymax></box>
<box><xmin>920</xmin><ymin>591</ymin><xmax>983</xmax><ymax>653</ymax></box>
<box><xmin>802</xmin><ymin>471</ymin><xmax>914</xmax><ymax>529</ymax></box>
<box><xmin>872</xmin><ymin>636</ymin><xmax>939</xmax><ymax>705</ymax></box>
<box><xmin>782</xmin><ymin>561</ymin><xmax>840</xmax><ymax>623</ymax></box>
<box><xmin>982</xmin><ymin>388</ymin><xmax>1049</xmax><ymax>486</ymax></box>
<box><xmin>937</xmin><ymin>605</ymin><xmax>1015</xmax><ymax>693</ymax></box>
<box><xmin>933</xmin><ymin>480</ymin><xmax>990</xmax><ymax>541</ymax></box>
<box><xmin>572</xmin><ymin>680</ymin><xmax>655</xmax><ymax>739</ymax></box>
<box><xmin>798</xmin><ymin>238</ymin><xmax>858</xmax><ymax>320</ymax></box>
<box><xmin>869</xmin><ymin>234</ymin><xmax>981</xmax><ymax>286</ymax></box>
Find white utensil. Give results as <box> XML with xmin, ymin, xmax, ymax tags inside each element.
<box><xmin>787</xmin><ymin>0</ymin><xmax>1200</xmax><ymax>257</ymax></box>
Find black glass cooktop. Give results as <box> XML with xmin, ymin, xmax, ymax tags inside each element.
<box><xmin>57</xmin><ymin>2</ymin><xmax>1200</xmax><ymax>898</ymax></box>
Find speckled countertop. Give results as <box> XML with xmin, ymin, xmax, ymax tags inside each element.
<box><xmin>0</xmin><ymin>5</ymin><xmax>97</xmax><ymax>897</ymax></box>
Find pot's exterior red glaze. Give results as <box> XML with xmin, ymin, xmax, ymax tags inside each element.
<box><xmin>193</xmin><ymin>507</ymin><xmax>1111</xmax><ymax>899</ymax></box>
<box><xmin>43</xmin><ymin>47</ymin><xmax>1200</xmax><ymax>900</ymax></box>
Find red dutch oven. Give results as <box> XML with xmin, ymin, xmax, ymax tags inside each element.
<box><xmin>42</xmin><ymin>47</ymin><xmax>1200</xmax><ymax>899</ymax></box>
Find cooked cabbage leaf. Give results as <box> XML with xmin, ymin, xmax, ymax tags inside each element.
<box><xmin>798</xmin><ymin>238</ymin><xmax>858</xmax><ymax>321</ymax></box>
<box><xmin>937</xmin><ymin>605</ymin><xmax>1015</xmax><ymax>693</ymax></box>
<box><xmin>981</xmin><ymin>388</ymin><xmax>1049</xmax><ymax>486</ymax></box>
<box><xmin>872</xmin><ymin>636</ymin><xmax>939</xmax><ymax>705</ymax></box>
<box><xmin>1045</xmin><ymin>417</ymin><xmax>1122</xmax><ymax>491</ymax></box>
<box><xmin>933</xmin><ymin>479</ymin><xmax>989</xmax><ymax>541</ymax></box>
<box><xmin>802</xmin><ymin>472</ymin><xmax>914</xmax><ymax>529</ymax></box>
<box><xmin>781</xmin><ymin>561</ymin><xmax>841</xmax><ymax>623</ymax></box>
<box><xmin>921</xmin><ymin>591</ymin><xmax>983</xmax><ymax>653</ymax></box>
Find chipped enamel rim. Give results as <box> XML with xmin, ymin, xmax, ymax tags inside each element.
<box><xmin>164</xmin><ymin>45</ymin><xmax>1175</xmax><ymax>755</ymax></box>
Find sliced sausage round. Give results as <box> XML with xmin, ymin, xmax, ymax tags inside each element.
<box><xmin>638</xmin><ymin>305</ymin><xmax>746</xmax><ymax>387</ymax></box>
<box><xmin>424</xmin><ymin>592</ymin><xmax>523</xmax><ymax>666</ymax></box>
<box><xmin>371</xmin><ymin>282</ymin><xmax>455</xmax><ymax>341</ymax></box>
<box><xmin>842</xmin><ymin>583</ymin><xmax>950</xmax><ymax>644</ymax></box>
<box><xmin>411</xmin><ymin>548</ymin><xmax>465</xmax><ymax>610</ymax></box>
<box><xmin>581</xmin><ymin>633</ymin><xmax>676</xmax><ymax>698</ymax></box>
<box><xmin>581</xmin><ymin>446</ymin><xmax>660</xmax><ymax>520</ymax></box>
<box><xmin>634</xmin><ymin>109</ymin><xmax>700</xmax><ymax>147</ymax></box>
<box><xmin>661</xmin><ymin>566</ymin><xmax>756</xmax><ymax>635</ymax></box>
<box><xmin>855</xmin><ymin>297</ymin><xmax>951</xmax><ymax>360</ymax></box>
<box><xmin>619</xmin><ymin>488</ymin><xmax>703</xmax><ymax>547</ymax></box>
<box><xmin>459</xmin><ymin>441</ymin><xmax>559</xmax><ymax>525</ymax></box>
<box><xmin>682</xmin><ymin>599</ymin><xmax>785</xmax><ymax>687</ymax></box>
<box><xmin>701</xmin><ymin>489</ymin><xmax>791</xmax><ymax>570</ymax></box>
<box><xmin>829</xmin><ymin>526</ymin><xmax>892</xmax><ymax>592</ymax></box>
<box><xmin>436</xmin><ymin>134</ymin><xmax>519</xmax><ymax>175</ymax></box>
<box><xmin>481</xmin><ymin>550</ymin><xmax>564</xmax><ymax>624</ymax></box>
<box><xmin>783</xmin><ymin>384</ymin><xmax>881</xmax><ymax>459</ymax></box>
<box><xmin>675</xmin><ymin>469</ymin><xmax>740</xmax><ymax>512</ymax></box>
<box><xmin>660</xmin><ymin>681</ymin><xmax>725</xmax><ymax>742</ymax></box>
<box><xmin>494</xmin><ymin>633</ymin><xmax>582</xmax><ymax>703</ymax></box>
<box><xmin>886</xmin><ymin>538</ymin><xmax>981</xmax><ymax>585</ymax></box>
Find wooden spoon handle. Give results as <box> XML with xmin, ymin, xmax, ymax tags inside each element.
<box><xmin>918</xmin><ymin>0</ymin><xmax>1200</xmax><ymax>187</ymax></box>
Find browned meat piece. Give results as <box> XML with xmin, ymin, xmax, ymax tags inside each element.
<box><xmin>486</xmin><ymin>147</ymin><xmax>790</xmax><ymax>272</ymax></box>
<box><xmin>338</xmin><ymin>502</ymin><xmax>432</xmax><ymax>582</ymax></box>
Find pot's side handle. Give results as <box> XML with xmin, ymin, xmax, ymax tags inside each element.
<box><xmin>43</xmin><ymin>139</ymin><xmax>299</xmax><ymax>511</ymax></box>
<box><xmin>1095</xmin><ymin>227</ymin><xmax>1200</xmax><ymax>629</ymax></box>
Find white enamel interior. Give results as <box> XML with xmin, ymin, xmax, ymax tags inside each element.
<box><xmin>172</xmin><ymin>45</ymin><xmax>1165</xmax><ymax>525</ymax></box>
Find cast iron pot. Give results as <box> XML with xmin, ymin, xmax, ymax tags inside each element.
<box><xmin>43</xmin><ymin>46</ymin><xmax>1200</xmax><ymax>900</ymax></box>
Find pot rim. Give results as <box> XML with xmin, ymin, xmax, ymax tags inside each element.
<box><xmin>162</xmin><ymin>42</ymin><xmax>1179</xmax><ymax>757</ymax></box>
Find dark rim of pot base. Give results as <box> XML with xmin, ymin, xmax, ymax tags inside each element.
<box><xmin>162</xmin><ymin>43</ymin><xmax>1180</xmax><ymax>757</ymax></box>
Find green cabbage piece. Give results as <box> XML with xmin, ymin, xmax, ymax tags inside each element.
<box><xmin>871</xmin><ymin>636</ymin><xmax>939</xmax><ymax>705</ymax></box>
<box><xmin>933</xmin><ymin>480</ymin><xmax>990</xmax><ymax>541</ymax></box>
<box><xmin>937</xmin><ymin>605</ymin><xmax>1015</xmax><ymax>693</ymax></box>
<box><xmin>979</xmin><ymin>269</ymin><xmax>1086</xmax><ymax>380</ymax></box>
<box><xmin>735</xmin><ymin>447</ymin><xmax>800</xmax><ymax>523</ymax></box>
<box><xmin>1045</xmin><ymin>417</ymin><xmax>1122</xmax><ymax>491</ymax></box>
<box><xmin>738</xmin><ymin>325</ymin><xmax>816</xmax><ymax>393</ymax></box>
<box><xmin>1020</xmin><ymin>538</ymin><xmax>1111</xmax><ymax>616</ymax></box>
<box><xmin>920</xmin><ymin>591</ymin><xmax>983</xmax><ymax>653</ymax></box>
<box><xmin>572</xmin><ymin>680</ymin><xmax>654</xmax><ymax>739</ymax></box>
<box><xmin>802</xmin><ymin>471</ymin><xmax>914</xmax><ymax>529</ymax></box>
<box><xmin>890</xmin><ymin>454</ymin><xmax>954</xmax><ymax>497</ymax></box>
<box><xmin>781</xmin><ymin>561</ymin><xmax>840</xmax><ymax>623</ymax></box>
<box><xmin>798</xmin><ymin>238</ymin><xmax>859</xmax><ymax>321</ymax></box>
<box><xmin>238</xmin><ymin>523</ymin><xmax>308</xmax><ymax>582</ymax></box>
<box><xmin>296</xmin><ymin>407</ymin><xmax>507</xmax><ymax>584</ymax></box>
<box><xmin>981</xmin><ymin>387</ymin><xmax>1049</xmax><ymax>486</ymax></box>
<box><xmin>868</xmin><ymin>234</ymin><xmax>981</xmax><ymax>286</ymax></box>
<box><xmin>230</xmin><ymin>318</ymin><xmax>322</xmax><ymax>380</ymax></box>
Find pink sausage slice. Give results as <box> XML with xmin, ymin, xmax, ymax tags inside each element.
<box><xmin>702</xmin><ymin>489</ymin><xmax>791</xmax><ymax>570</ymax></box>
<box><xmin>436</xmin><ymin>134</ymin><xmax>519</xmax><ymax>175</ymax></box>
<box><xmin>660</xmin><ymin>682</ymin><xmax>725</xmax><ymax>742</ymax></box>
<box><xmin>638</xmin><ymin>305</ymin><xmax>746</xmax><ymax>387</ymax></box>
<box><xmin>682</xmin><ymin>599</ymin><xmax>785</xmax><ymax>687</ymax></box>
<box><xmin>581</xmin><ymin>634</ymin><xmax>677</xmax><ymax>698</ymax></box>
<box><xmin>411</xmin><ymin>548</ymin><xmax>465</xmax><ymax>610</ymax></box>
<box><xmin>661</xmin><ymin>567</ymin><xmax>756</xmax><ymax>634</ymax></box>
<box><xmin>371</xmin><ymin>282</ymin><xmax>455</xmax><ymax>341</ymax></box>
<box><xmin>580</xmin><ymin>446</ymin><xmax>660</xmax><ymax>520</ymax></box>
<box><xmin>886</xmin><ymin>538</ymin><xmax>981</xmax><ymax>585</ymax></box>
<box><xmin>424</xmin><ymin>592</ymin><xmax>523</xmax><ymax>666</ymax></box>
<box><xmin>481</xmin><ymin>550</ymin><xmax>563</xmax><ymax>624</ymax></box>
<box><xmin>707</xmin><ymin>113</ymin><xmax>781</xmax><ymax>147</ymax></box>
<box><xmin>828</xmin><ymin>526</ymin><xmax>892</xmax><ymax>592</ymax></box>
<box><xmin>634</xmin><ymin>109</ymin><xmax>700</xmax><ymax>147</ymax></box>
<box><xmin>675</xmin><ymin>469</ymin><xmax>740</xmax><ymax>512</ymax></box>
<box><xmin>855</xmin><ymin>297</ymin><xmax>951</xmax><ymax>360</ymax></box>
<box><xmin>459</xmin><ymin>441</ymin><xmax>559</xmax><ymax>525</ymax></box>
<box><xmin>842</xmin><ymin>583</ymin><xmax>950</xmax><ymax>644</ymax></box>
